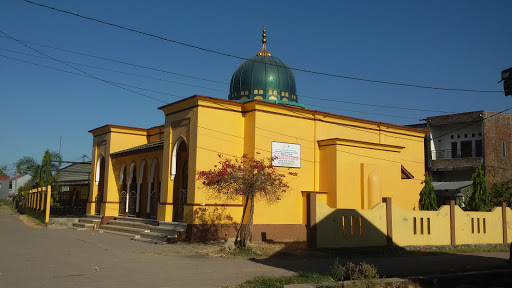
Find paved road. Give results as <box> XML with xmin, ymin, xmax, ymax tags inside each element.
<box><xmin>0</xmin><ymin>208</ymin><xmax>292</xmax><ymax>288</ymax></box>
<box><xmin>0</xmin><ymin>207</ymin><xmax>510</xmax><ymax>287</ymax></box>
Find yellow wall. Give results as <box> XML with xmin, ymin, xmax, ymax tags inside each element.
<box><xmin>316</xmin><ymin>200</ymin><xmax>388</xmax><ymax>247</ymax></box>
<box><xmin>392</xmin><ymin>205</ymin><xmax>451</xmax><ymax>246</ymax></box>
<box><xmin>316</xmin><ymin>199</ymin><xmax>509</xmax><ymax>248</ymax></box>
<box><xmin>454</xmin><ymin>206</ymin><xmax>504</xmax><ymax>245</ymax></box>
<box><xmin>91</xmin><ymin>96</ymin><xmax>426</xmax><ymax>231</ymax></box>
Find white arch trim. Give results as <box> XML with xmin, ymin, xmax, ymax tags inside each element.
<box><xmin>138</xmin><ymin>160</ymin><xmax>146</xmax><ymax>184</ymax></box>
<box><xmin>119</xmin><ymin>163</ymin><xmax>126</xmax><ymax>184</ymax></box>
<box><xmin>128</xmin><ymin>162</ymin><xmax>136</xmax><ymax>184</ymax></box>
<box><xmin>95</xmin><ymin>154</ymin><xmax>105</xmax><ymax>186</ymax></box>
<box><xmin>171</xmin><ymin>137</ymin><xmax>186</xmax><ymax>180</ymax></box>
<box><xmin>150</xmin><ymin>158</ymin><xmax>158</xmax><ymax>181</ymax></box>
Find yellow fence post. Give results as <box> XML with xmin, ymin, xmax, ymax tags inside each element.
<box><xmin>45</xmin><ymin>186</ymin><xmax>51</xmax><ymax>224</ymax></box>
<box><xmin>502</xmin><ymin>202</ymin><xmax>508</xmax><ymax>244</ymax></box>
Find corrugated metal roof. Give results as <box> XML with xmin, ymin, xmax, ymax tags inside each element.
<box><xmin>55</xmin><ymin>162</ymin><xmax>91</xmax><ymax>183</ymax></box>
<box><xmin>110</xmin><ymin>141</ymin><xmax>164</xmax><ymax>158</ymax></box>
<box><xmin>432</xmin><ymin>181</ymin><xmax>473</xmax><ymax>191</ymax></box>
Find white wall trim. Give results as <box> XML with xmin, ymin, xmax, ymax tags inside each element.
<box><xmin>95</xmin><ymin>154</ymin><xmax>104</xmax><ymax>186</ymax></box>
<box><xmin>171</xmin><ymin>137</ymin><xmax>186</xmax><ymax>180</ymax></box>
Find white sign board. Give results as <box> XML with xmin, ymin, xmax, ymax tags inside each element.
<box><xmin>272</xmin><ymin>142</ymin><xmax>301</xmax><ymax>168</ymax></box>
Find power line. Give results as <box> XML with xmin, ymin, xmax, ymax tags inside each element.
<box><xmin>0</xmin><ymin>49</ymin><xmax>429</xmax><ymax>119</ymax></box>
<box><xmin>299</xmin><ymin>95</ymin><xmax>455</xmax><ymax>113</ymax></box>
<box><xmin>0</xmin><ymin>53</ymin><xmax>425</xmax><ymax>121</ymax></box>
<box><xmin>432</xmin><ymin>108</ymin><xmax>512</xmax><ymax>140</ymax></box>
<box><xmin>0</xmin><ymin>48</ymin><xmax>227</xmax><ymax>93</ymax></box>
<box><xmin>0</xmin><ymin>41</ymin><xmax>458</xmax><ymax>114</ymax></box>
<box><xmin>0</xmin><ymin>31</ymin><xmax>169</xmax><ymax>104</ymax></box>
<box><xmin>0</xmin><ymin>35</ymin><xmax>228</xmax><ymax>85</ymax></box>
<box><xmin>0</xmin><ymin>53</ymin><xmax>185</xmax><ymax>101</ymax></box>
<box><xmin>23</xmin><ymin>0</ymin><xmax>503</xmax><ymax>94</ymax></box>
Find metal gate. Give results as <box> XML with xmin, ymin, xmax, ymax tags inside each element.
<box><xmin>128</xmin><ymin>190</ymin><xmax>137</xmax><ymax>216</ymax></box>
<box><xmin>149</xmin><ymin>189</ymin><xmax>159</xmax><ymax>218</ymax></box>
<box><xmin>95</xmin><ymin>190</ymin><xmax>102</xmax><ymax>215</ymax></box>
<box><xmin>119</xmin><ymin>191</ymin><xmax>127</xmax><ymax>215</ymax></box>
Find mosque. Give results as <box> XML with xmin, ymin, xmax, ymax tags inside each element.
<box><xmin>87</xmin><ymin>29</ymin><xmax>426</xmax><ymax>241</ymax></box>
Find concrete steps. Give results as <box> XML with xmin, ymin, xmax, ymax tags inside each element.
<box><xmin>72</xmin><ymin>222</ymin><xmax>94</xmax><ymax>230</ymax></box>
<box><xmin>99</xmin><ymin>224</ymin><xmax>150</xmax><ymax>235</ymax></box>
<box><xmin>101</xmin><ymin>229</ymin><xmax>141</xmax><ymax>238</ymax></box>
<box><xmin>134</xmin><ymin>232</ymin><xmax>169</xmax><ymax>244</ymax></box>
<box><xmin>71</xmin><ymin>216</ymin><xmax>101</xmax><ymax>230</ymax></box>
<box><xmin>73</xmin><ymin>215</ymin><xmax>187</xmax><ymax>243</ymax></box>
<box><xmin>110</xmin><ymin>219</ymin><xmax>155</xmax><ymax>230</ymax></box>
<box><xmin>135</xmin><ymin>221</ymin><xmax>187</xmax><ymax>243</ymax></box>
<box><xmin>47</xmin><ymin>217</ymin><xmax>81</xmax><ymax>229</ymax></box>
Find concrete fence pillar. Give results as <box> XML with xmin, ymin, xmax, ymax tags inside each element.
<box><xmin>446</xmin><ymin>200</ymin><xmax>456</xmax><ymax>245</ymax></box>
<box><xmin>382</xmin><ymin>197</ymin><xmax>393</xmax><ymax>247</ymax></box>
<box><xmin>306</xmin><ymin>192</ymin><xmax>317</xmax><ymax>249</ymax></box>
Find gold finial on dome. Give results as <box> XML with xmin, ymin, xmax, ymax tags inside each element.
<box><xmin>256</xmin><ymin>27</ymin><xmax>271</xmax><ymax>56</ymax></box>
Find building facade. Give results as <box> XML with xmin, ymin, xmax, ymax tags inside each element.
<box><xmin>0</xmin><ymin>175</ymin><xmax>10</xmax><ymax>199</ymax></box>
<box><xmin>9</xmin><ymin>174</ymin><xmax>31</xmax><ymax>195</ymax></box>
<box><xmin>426</xmin><ymin>111</ymin><xmax>512</xmax><ymax>205</ymax></box>
<box><xmin>87</xmin><ymin>30</ymin><xmax>427</xmax><ymax>241</ymax></box>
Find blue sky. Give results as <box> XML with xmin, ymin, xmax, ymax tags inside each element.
<box><xmin>1</xmin><ymin>1</ymin><xmax>511</xmax><ymax>176</ymax></box>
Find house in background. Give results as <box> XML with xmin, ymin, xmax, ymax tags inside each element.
<box><xmin>53</xmin><ymin>162</ymin><xmax>91</xmax><ymax>215</ymax></box>
<box><xmin>9</xmin><ymin>174</ymin><xmax>32</xmax><ymax>195</ymax></box>
<box><xmin>425</xmin><ymin>110</ymin><xmax>512</xmax><ymax>206</ymax></box>
<box><xmin>0</xmin><ymin>175</ymin><xmax>10</xmax><ymax>199</ymax></box>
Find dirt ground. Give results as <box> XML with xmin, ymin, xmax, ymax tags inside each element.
<box><xmin>1</xmin><ymin>207</ymin><xmax>510</xmax><ymax>288</ymax></box>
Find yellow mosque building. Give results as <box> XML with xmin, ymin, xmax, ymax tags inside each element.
<box><xmin>86</xmin><ymin>29</ymin><xmax>426</xmax><ymax>241</ymax></box>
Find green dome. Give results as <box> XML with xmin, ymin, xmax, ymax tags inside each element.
<box><xmin>228</xmin><ymin>29</ymin><xmax>306</xmax><ymax>108</ymax></box>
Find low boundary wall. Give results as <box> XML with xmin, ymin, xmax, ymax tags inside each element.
<box><xmin>17</xmin><ymin>186</ymin><xmax>51</xmax><ymax>224</ymax></box>
<box><xmin>307</xmin><ymin>193</ymin><xmax>511</xmax><ymax>248</ymax></box>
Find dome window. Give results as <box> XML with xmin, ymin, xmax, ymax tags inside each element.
<box><xmin>269</xmin><ymin>96</ymin><xmax>278</xmax><ymax>100</ymax></box>
<box><xmin>281</xmin><ymin>91</ymin><xmax>285</xmax><ymax>96</ymax></box>
<box><xmin>259</xmin><ymin>89</ymin><xmax>263</xmax><ymax>94</ymax></box>
<box><xmin>254</xmin><ymin>89</ymin><xmax>259</xmax><ymax>94</ymax></box>
<box><xmin>254</xmin><ymin>96</ymin><xmax>263</xmax><ymax>100</ymax></box>
<box><xmin>285</xmin><ymin>92</ymin><xmax>289</xmax><ymax>97</ymax></box>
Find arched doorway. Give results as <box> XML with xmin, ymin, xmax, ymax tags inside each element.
<box><xmin>95</xmin><ymin>155</ymin><xmax>105</xmax><ymax>215</ymax></box>
<box><xmin>148</xmin><ymin>159</ymin><xmax>160</xmax><ymax>218</ymax></box>
<box><xmin>172</xmin><ymin>139</ymin><xmax>188</xmax><ymax>222</ymax></box>
<box><xmin>127</xmin><ymin>162</ymin><xmax>137</xmax><ymax>216</ymax></box>
<box><xmin>118</xmin><ymin>163</ymin><xmax>127</xmax><ymax>215</ymax></box>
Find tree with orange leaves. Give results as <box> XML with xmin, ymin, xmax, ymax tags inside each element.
<box><xmin>197</xmin><ymin>154</ymin><xmax>296</xmax><ymax>247</ymax></box>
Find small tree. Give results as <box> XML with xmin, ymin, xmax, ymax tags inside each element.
<box><xmin>0</xmin><ymin>165</ymin><xmax>8</xmax><ymax>176</ymax></box>
<box><xmin>489</xmin><ymin>179</ymin><xmax>512</xmax><ymax>207</ymax></box>
<box><xmin>467</xmin><ymin>167</ymin><xmax>490</xmax><ymax>211</ymax></box>
<box><xmin>197</xmin><ymin>154</ymin><xmax>296</xmax><ymax>247</ymax></box>
<box><xmin>419</xmin><ymin>173</ymin><xmax>438</xmax><ymax>210</ymax></box>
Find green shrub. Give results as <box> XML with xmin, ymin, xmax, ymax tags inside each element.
<box><xmin>328</xmin><ymin>260</ymin><xmax>380</xmax><ymax>288</ymax></box>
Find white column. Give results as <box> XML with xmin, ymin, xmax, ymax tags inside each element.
<box><xmin>147</xmin><ymin>182</ymin><xmax>152</xmax><ymax>214</ymax></box>
<box><xmin>126</xmin><ymin>183</ymin><xmax>130</xmax><ymax>213</ymax></box>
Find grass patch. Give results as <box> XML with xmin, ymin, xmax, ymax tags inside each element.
<box><xmin>224</xmin><ymin>272</ymin><xmax>330</xmax><ymax>288</ymax></box>
<box><xmin>0</xmin><ymin>199</ymin><xmax>16</xmax><ymax>212</ymax></box>
<box><xmin>17</xmin><ymin>206</ymin><xmax>46</xmax><ymax>224</ymax></box>
<box><xmin>317</xmin><ymin>244</ymin><xmax>509</xmax><ymax>258</ymax></box>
